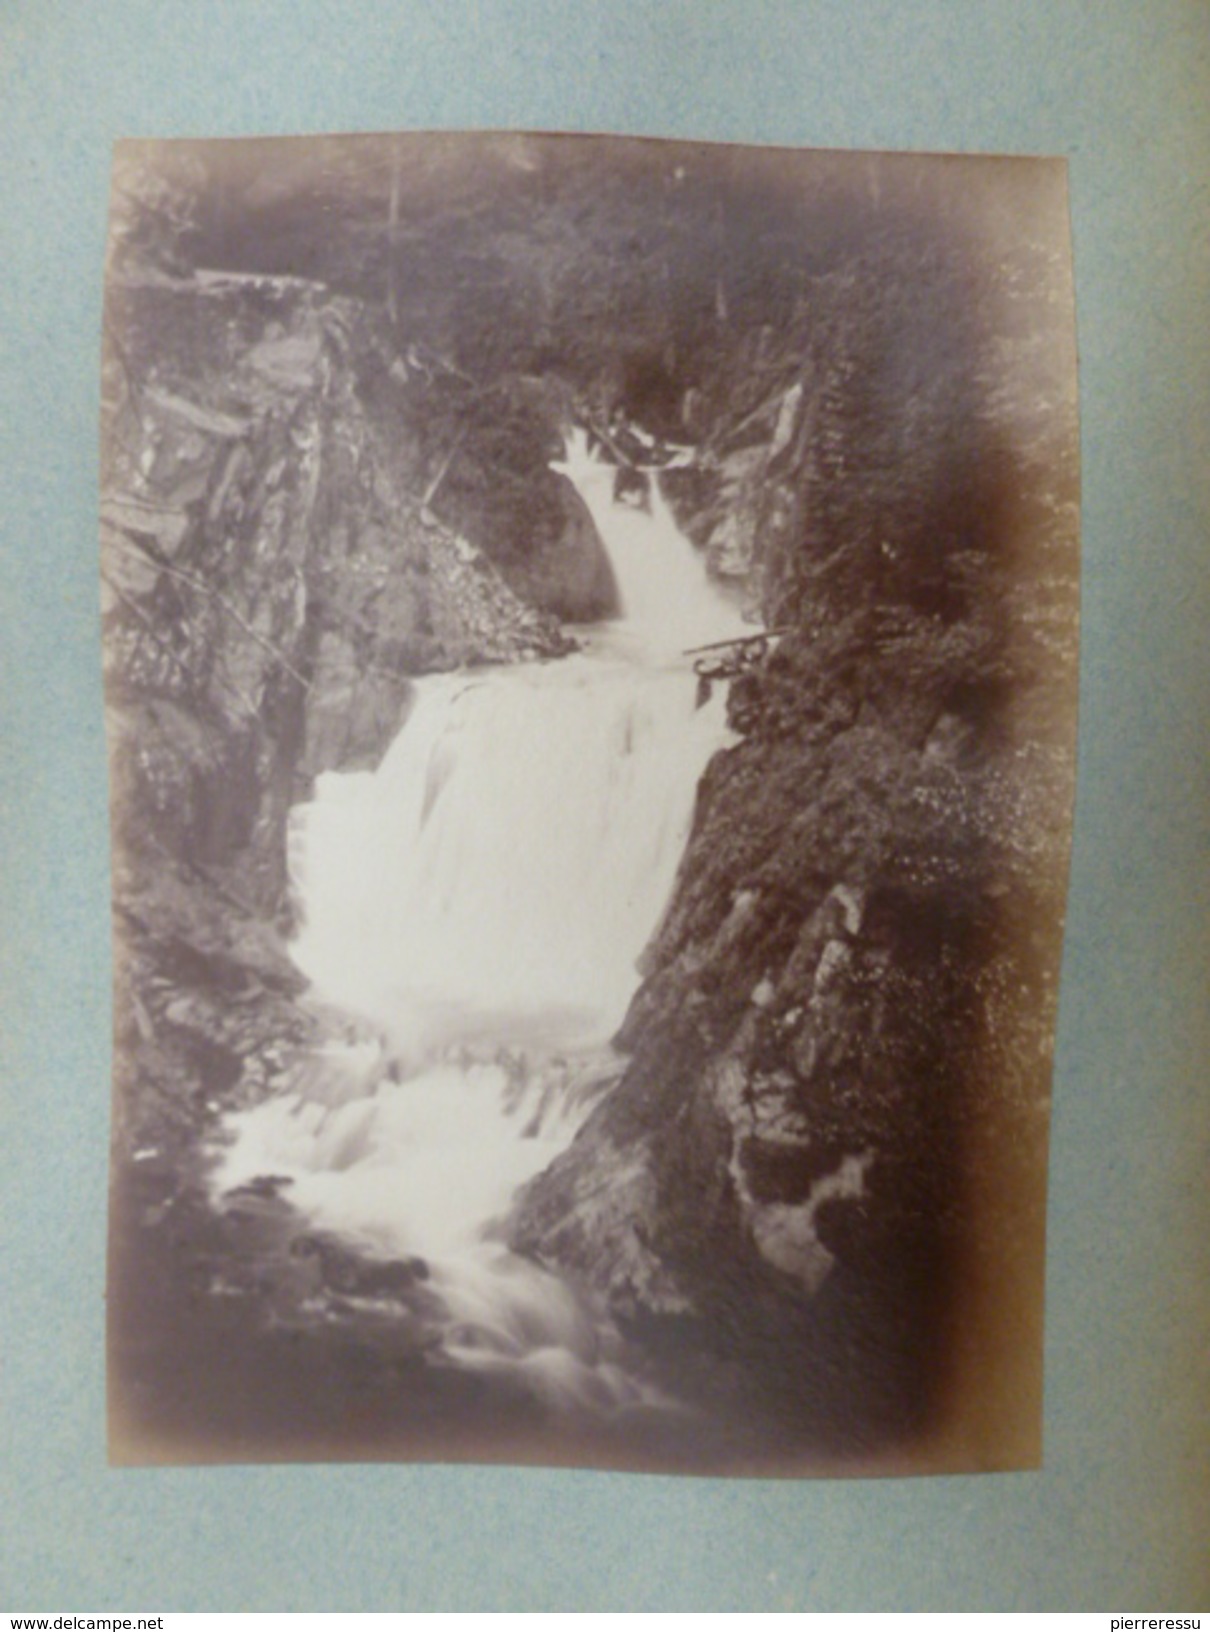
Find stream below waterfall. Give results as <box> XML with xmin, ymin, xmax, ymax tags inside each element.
<box><xmin>206</xmin><ymin>429</ymin><xmax>750</xmax><ymax>1430</ymax></box>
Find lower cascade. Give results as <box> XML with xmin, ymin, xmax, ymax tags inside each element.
<box><xmin>210</xmin><ymin>429</ymin><xmax>747</xmax><ymax>1415</ymax></box>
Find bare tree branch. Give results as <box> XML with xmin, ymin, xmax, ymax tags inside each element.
<box><xmin>102</xmin><ymin>565</ymin><xmax>263</xmax><ymax>721</ymax></box>
<box><xmin>107</xmin><ymin>530</ymin><xmax>312</xmax><ymax>691</ymax></box>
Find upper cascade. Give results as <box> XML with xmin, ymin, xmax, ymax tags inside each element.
<box><xmin>551</xmin><ymin>427</ymin><xmax>748</xmax><ymax>656</ymax></box>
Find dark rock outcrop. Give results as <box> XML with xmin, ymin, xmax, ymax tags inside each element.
<box><xmin>421</xmin><ymin>375</ymin><xmax>620</xmax><ymax>623</ymax></box>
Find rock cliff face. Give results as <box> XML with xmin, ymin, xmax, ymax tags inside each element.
<box><xmin>102</xmin><ymin>270</ymin><xmax>610</xmax><ymax>1182</ymax></box>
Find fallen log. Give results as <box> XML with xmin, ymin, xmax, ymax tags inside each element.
<box><xmin>687</xmin><ymin>627</ymin><xmax>792</xmax><ymax>685</ymax></box>
<box><xmin>684</xmin><ymin>626</ymin><xmax>792</xmax><ymax>657</ymax></box>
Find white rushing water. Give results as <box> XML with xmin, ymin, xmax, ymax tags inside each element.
<box><xmin>211</xmin><ymin>427</ymin><xmax>748</xmax><ymax>1414</ymax></box>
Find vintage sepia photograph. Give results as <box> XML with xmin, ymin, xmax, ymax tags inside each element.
<box><xmin>101</xmin><ymin>131</ymin><xmax>1079</xmax><ymax>1473</ymax></box>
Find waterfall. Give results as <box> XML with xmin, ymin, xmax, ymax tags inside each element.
<box><xmin>552</xmin><ymin>427</ymin><xmax>747</xmax><ymax>655</ymax></box>
<box><xmin>285</xmin><ymin>654</ymin><xmax>733</xmax><ymax>1058</ymax></box>
<box><xmin>210</xmin><ymin>425</ymin><xmax>746</xmax><ymax>1416</ymax></box>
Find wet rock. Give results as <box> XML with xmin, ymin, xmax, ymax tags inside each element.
<box><xmin>291</xmin><ymin>1234</ymin><xmax>429</xmax><ymax>1299</ymax></box>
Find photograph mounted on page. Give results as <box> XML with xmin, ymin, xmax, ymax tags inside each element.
<box><xmin>100</xmin><ymin>131</ymin><xmax>1079</xmax><ymax>1472</ymax></box>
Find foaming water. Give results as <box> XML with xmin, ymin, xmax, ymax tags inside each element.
<box><xmin>216</xmin><ymin>1052</ymin><xmax>595</xmax><ymax>1262</ymax></box>
<box><xmin>287</xmin><ymin>654</ymin><xmax>729</xmax><ymax>1055</ymax></box>
<box><xmin>210</xmin><ymin>424</ymin><xmax>745</xmax><ymax>1418</ymax></box>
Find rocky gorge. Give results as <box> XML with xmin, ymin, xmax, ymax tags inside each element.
<box><xmin>102</xmin><ymin>135</ymin><xmax>1079</xmax><ymax>1470</ymax></box>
